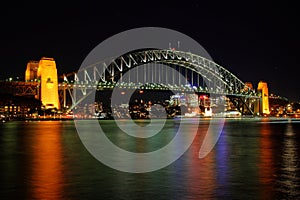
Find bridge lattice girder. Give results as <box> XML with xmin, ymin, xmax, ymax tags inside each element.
<box><xmin>62</xmin><ymin>49</ymin><xmax>257</xmax><ymax>97</ymax></box>
<box><xmin>0</xmin><ymin>81</ymin><xmax>39</xmax><ymax>96</ymax></box>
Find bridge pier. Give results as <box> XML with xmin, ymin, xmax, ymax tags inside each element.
<box><xmin>257</xmin><ymin>81</ymin><xmax>270</xmax><ymax>115</ymax></box>
<box><xmin>25</xmin><ymin>57</ymin><xmax>60</xmax><ymax>110</ymax></box>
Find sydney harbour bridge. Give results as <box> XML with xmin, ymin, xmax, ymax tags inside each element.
<box><xmin>1</xmin><ymin>49</ymin><xmax>270</xmax><ymax>117</ymax></box>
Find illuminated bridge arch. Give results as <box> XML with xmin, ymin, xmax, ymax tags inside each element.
<box><xmin>63</xmin><ymin>49</ymin><xmax>256</xmax><ymax>94</ymax></box>
<box><xmin>60</xmin><ymin>49</ymin><xmax>258</xmax><ymax>112</ymax></box>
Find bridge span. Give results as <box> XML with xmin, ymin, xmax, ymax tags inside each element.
<box><xmin>58</xmin><ymin>49</ymin><xmax>263</xmax><ymax>116</ymax></box>
<box><xmin>1</xmin><ymin>49</ymin><xmax>272</xmax><ymax>117</ymax></box>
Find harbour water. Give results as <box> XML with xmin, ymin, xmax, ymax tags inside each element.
<box><xmin>0</xmin><ymin>118</ymin><xmax>300</xmax><ymax>199</ymax></box>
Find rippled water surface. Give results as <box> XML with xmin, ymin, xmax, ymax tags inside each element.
<box><xmin>0</xmin><ymin>118</ymin><xmax>300</xmax><ymax>199</ymax></box>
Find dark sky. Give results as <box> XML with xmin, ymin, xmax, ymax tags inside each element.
<box><xmin>0</xmin><ymin>1</ymin><xmax>299</xmax><ymax>101</ymax></box>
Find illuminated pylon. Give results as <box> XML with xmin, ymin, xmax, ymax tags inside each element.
<box><xmin>257</xmin><ymin>81</ymin><xmax>270</xmax><ymax>115</ymax></box>
<box><xmin>25</xmin><ymin>60</ymin><xmax>39</xmax><ymax>81</ymax></box>
<box><xmin>37</xmin><ymin>57</ymin><xmax>60</xmax><ymax>109</ymax></box>
<box><xmin>25</xmin><ymin>60</ymin><xmax>40</xmax><ymax>99</ymax></box>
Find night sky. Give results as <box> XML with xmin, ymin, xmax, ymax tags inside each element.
<box><xmin>0</xmin><ymin>1</ymin><xmax>299</xmax><ymax>101</ymax></box>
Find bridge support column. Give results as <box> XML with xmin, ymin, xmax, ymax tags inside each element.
<box><xmin>37</xmin><ymin>57</ymin><xmax>60</xmax><ymax>109</ymax></box>
<box><xmin>227</xmin><ymin>96</ymin><xmax>255</xmax><ymax>115</ymax></box>
<box><xmin>257</xmin><ymin>81</ymin><xmax>270</xmax><ymax>115</ymax></box>
<box><xmin>63</xmin><ymin>85</ymin><xmax>66</xmax><ymax>108</ymax></box>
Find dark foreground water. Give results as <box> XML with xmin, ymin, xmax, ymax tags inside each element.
<box><xmin>0</xmin><ymin>118</ymin><xmax>300</xmax><ymax>200</ymax></box>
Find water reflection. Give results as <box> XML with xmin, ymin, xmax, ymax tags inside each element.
<box><xmin>215</xmin><ymin>127</ymin><xmax>230</xmax><ymax>198</ymax></box>
<box><xmin>276</xmin><ymin>123</ymin><xmax>300</xmax><ymax>198</ymax></box>
<box><xmin>0</xmin><ymin>122</ymin><xmax>20</xmax><ymax>199</ymax></box>
<box><xmin>186</xmin><ymin>122</ymin><xmax>216</xmax><ymax>199</ymax></box>
<box><xmin>28</xmin><ymin>121</ymin><xmax>65</xmax><ymax>199</ymax></box>
<box><xmin>258</xmin><ymin>122</ymin><xmax>275</xmax><ymax>199</ymax></box>
<box><xmin>224</xmin><ymin>121</ymin><xmax>261</xmax><ymax>199</ymax></box>
<box><xmin>1</xmin><ymin>120</ymin><xmax>300</xmax><ymax>199</ymax></box>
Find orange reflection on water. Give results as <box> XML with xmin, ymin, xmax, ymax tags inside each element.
<box><xmin>258</xmin><ymin>122</ymin><xmax>275</xmax><ymax>199</ymax></box>
<box><xmin>187</xmin><ymin>124</ymin><xmax>216</xmax><ymax>198</ymax></box>
<box><xmin>29</xmin><ymin>121</ymin><xmax>64</xmax><ymax>200</ymax></box>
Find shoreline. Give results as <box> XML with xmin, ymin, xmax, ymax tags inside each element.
<box><xmin>2</xmin><ymin>116</ymin><xmax>300</xmax><ymax>123</ymax></box>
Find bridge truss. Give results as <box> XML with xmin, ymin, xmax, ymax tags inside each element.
<box><xmin>59</xmin><ymin>49</ymin><xmax>259</xmax><ymax>115</ymax></box>
<box><xmin>0</xmin><ymin>81</ymin><xmax>39</xmax><ymax>96</ymax></box>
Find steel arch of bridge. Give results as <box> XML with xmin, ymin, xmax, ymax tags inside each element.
<box><xmin>60</xmin><ymin>49</ymin><xmax>258</xmax><ymax>110</ymax></box>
